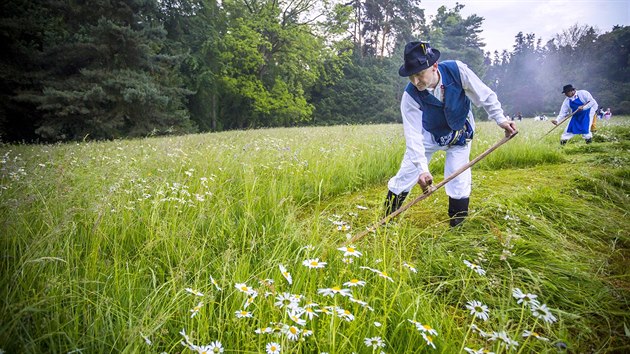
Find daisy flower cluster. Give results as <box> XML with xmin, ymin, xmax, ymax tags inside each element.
<box><xmin>461</xmin><ymin>287</ymin><xmax>560</xmax><ymax>352</ymax></box>
<box><xmin>512</xmin><ymin>288</ymin><xmax>558</xmax><ymax>324</ymax></box>
<box><xmin>167</xmin><ymin>233</ymin><xmax>444</xmax><ymax>353</ymax></box>
<box><xmin>408</xmin><ymin>319</ymin><xmax>439</xmax><ymax>349</ymax></box>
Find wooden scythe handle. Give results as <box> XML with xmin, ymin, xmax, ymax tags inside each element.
<box><xmin>345</xmin><ymin>131</ymin><xmax>519</xmax><ymax>245</ymax></box>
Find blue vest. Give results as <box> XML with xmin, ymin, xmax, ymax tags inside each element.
<box><xmin>404</xmin><ymin>60</ymin><xmax>471</xmax><ymax>139</ymax></box>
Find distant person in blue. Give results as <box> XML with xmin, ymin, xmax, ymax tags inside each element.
<box><xmin>552</xmin><ymin>84</ymin><xmax>598</xmax><ymax>145</ymax></box>
<box><xmin>384</xmin><ymin>41</ymin><xmax>517</xmax><ymax>227</ymax></box>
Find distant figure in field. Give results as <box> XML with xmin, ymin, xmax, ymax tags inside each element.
<box><xmin>604</xmin><ymin>108</ymin><xmax>612</xmax><ymax>120</ymax></box>
<box><xmin>597</xmin><ymin>107</ymin><xmax>605</xmax><ymax>120</ymax></box>
<box><xmin>384</xmin><ymin>41</ymin><xmax>517</xmax><ymax>227</ymax></box>
<box><xmin>516</xmin><ymin>112</ymin><xmax>523</xmax><ymax>121</ymax></box>
<box><xmin>552</xmin><ymin>84</ymin><xmax>598</xmax><ymax>145</ymax></box>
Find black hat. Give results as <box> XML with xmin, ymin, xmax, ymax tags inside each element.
<box><xmin>398</xmin><ymin>41</ymin><xmax>441</xmax><ymax>77</ymax></box>
<box><xmin>561</xmin><ymin>84</ymin><xmax>575</xmax><ymax>94</ymax></box>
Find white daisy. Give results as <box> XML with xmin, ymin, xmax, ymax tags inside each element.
<box><xmin>302</xmin><ymin>329</ymin><xmax>313</xmax><ymax>337</ymax></box>
<box><xmin>337</xmin><ymin>245</ymin><xmax>362</xmax><ymax>257</ymax></box>
<box><xmin>234</xmin><ymin>282</ymin><xmax>256</xmax><ymax>295</ymax></box>
<box><xmin>207</xmin><ymin>341</ymin><xmax>224</xmax><ymax>353</ymax></box>
<box><xmin>360</xmin><ymin>266</ymin><xmax>394</xmax><ymax>282</ymax></box>
<box><xmin>190</xmin><ymin>301</ymin><xmax>203</xmax><ymax>318</ymax></box>
<box><xmin>531</xmin><ymin>303</ymin><xmax>557</xmax><ymax>324</ymax></box>
<box><xmin>489</xmin><ymin>331</ymin><xmax>519</xmax><ymax>350</ymax></box>
<box><xmin>244</xmin><ymin>292</ymin><xmax>258</xmax><ymax>309</ymax></box>
<box><xmin>403</xmin><ymin>262</ymin><xmax>417</xmax><ymax>273</ymax></box>
<box><xmin>302</xmin><ymin>258</ymin><xmax>327</xmax><ymax>269</ymax></box>
<box><xmin>140</xmin><ymin>332</ymin><xmax>152</xmax><ymax>346</ymax></box>
<box><xmin>319</xmin><ymin>306</ymin><xmax>336</xmax><ymax>315</ymax></box>
<box><xmin>279</xmin><ymin>264</ymin><xmax>293</xmax><ymax>285</ymax></box>
<box><xmin>374</xmin><ymin>270</ymin><xmax>394</xmax><ymax>282</ymax></box>
<box><xmin>185</xmin><ymin>288</ymin><xmax>204</xmax><ymax>297</ymax></box>
<box><xmin>421</xmin><ymin>332</ymin><xmax>436</xmax><ymax>349</ymax></box>
<box><xmin>343</xmin><ymin>278</ymin><xmax>366</xmax><ymax>287</ymax></box>
<box><xmin>342</xmin><ymin>257</ymin><xmax>354</xmax><ymax>264</ymax></box>
<box><xmin>466</xmin><ymin>300</ymin><xmax>490</xmax><ymax>321</ymax></box>
<box><xmin>463</xmin><ymin>260</ymin><xmax>486</xmax><ymax>276</ymax></box>
<box><xmin>374</xmin><ymin>321</ymin><xmax>382</xmax><ymax>327</ymax></box>
<box><xmin>259</xmin><ymin>278</ymin><xmax>275</xmax><ymax>286</ymax></box>
<box><xmin>356</xmin><ymin>205</ymin><xmax>369</xmax><ymax>210</ymax></box>
<box><xmin>287</xmin><ymin>308</ymin><xmax>306</xmax><ymax>326</ymax></box>
<box><xmin>210</xmin><ymin>276</ymin><xmax>222</xmax><ymax>291</ymax></box>
<box><xmin>470</xmin><ymin>324</ymin><xmax>489</xmax><ymax>338</ymax></box>
<box><xmin>179</xmin><ymin>328</ymin><xmax>191</xmax><ymax>344</ymax></box>
<box><xmin>266</xmin><ymin>342</ymin><xmax>281</xmax><ymax>354</ymax></box>
<box><xmin>301</xmin><ymin>244</ymin><xmax>316</xmax><ymax>252</ymax></box>
<box><xmin>274</xmin><ymin>292</ymin><xmax>300</xmax><ymax>309</ymax></box>
<box><xmin>408</xmin><ymin>319</ymin><xmax>421</xmax><ymax>326</ymax></box>
<box><xmin>255</xmin><ymin>327</ymin><xmax>272</xmax><ymax>335</ymax></box>
<box><xmin>522</xmin><ymin>330</ymin><xmax>549</xmax><ymax>341</ymax></box>
<box><xmin>415</xmin><ymin>322</ymin><xmax>438</xmax><ymax>336</ymax></box>
<box><xmin>464</xmin><ymin>348</ymin><xmax>495</xmax><ymax>354</ymax></box>
<box><xmin>303</xmin><ymin>306</ymin><xmax>319</xmax><ymax>320</ymax></box>
<box><xmin>364</xmin><ymin>336</ymin><xmax>385</xmax><ymax>349</ymax></box>
<box><xmin>336</xmin><ymin>307</ymin><xmax>354</xmax><ymax>322</ymax></box>
<box><xmin>317</xmin><ymin>286</ymin><xmax>352</xmax><ymax>297</ymax></box>
<box><xmin>337</xmin><ymin>224</ymin><xmax>351</xmax><ymax>232</ymax></box>
<box><xmin>282</xmin><ymin>325</ymin><xmax>301</xmax><ymax>341</ymax></box>
<box><xmin>512</xmin><ymin>288</ymin><xmax>540</xmax><ymax>307</ymax></box>
<box><xmin>235</xmin><ymin>310</ymin><xmax>253</xmax><ymax>318</ymax></box>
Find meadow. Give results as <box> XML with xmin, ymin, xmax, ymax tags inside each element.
<box><xmin>1</xmin><ymin>118</ymin><xmax>629</xmax><ymax>353</ymax></box>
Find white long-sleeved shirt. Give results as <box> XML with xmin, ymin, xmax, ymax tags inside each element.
<box><xmin>400</xmin><ymin>60</ymin><xmax>508</xmax><ymax>174</ymax></box>
<box><xmin>556</xmin><ymin>90</ymin><xmax>597</xmax><ymax>120</ymax></box>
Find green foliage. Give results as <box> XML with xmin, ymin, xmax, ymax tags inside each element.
<box><xmin>428</xmin><ymin>4</ymin><xmax>486</xmax><ymax>73</ymax></box>
<box><xmin>1</xmin><ymin>0</ymin><xmax>628</xmax><ymax>141</ymax></box>
<box><xmin>485</xmin><ymin>25</ymin><xmax>630</xmax><ymax>116</ymax></box>
<box><xmin>4</xmin><ymin>0</ymin><xmax>195</xmax><ymax>141</ymax></box>
<box><xmin>311</xmin><ymin>55</ymin><xmax>403</xmax><ymax>125</ymax></box>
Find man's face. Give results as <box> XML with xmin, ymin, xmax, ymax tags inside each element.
<box><xmin>564</xmin><ymin>89</ymin><xmax>576</xmax><ymax>98</ymax></box>
<box><xmin>409</xmin><ymin>63</ymin><xmax>438</xmax><ymax>91</ymax></box>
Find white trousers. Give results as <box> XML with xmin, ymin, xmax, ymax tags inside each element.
<box><xmin>561</xmin><ymin>109</ymin><xmax>595</xmax><ymax>140</ymax></box>
<box><xmin>387</xmin><ymin>131</ymin><xmax>472</xmax><ymax>199</ymax></box>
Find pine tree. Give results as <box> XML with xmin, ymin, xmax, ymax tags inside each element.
<box><xmin>15</xmin><ymin>0</ymin><xmax>194</xmax><ymax>141</ymax></box>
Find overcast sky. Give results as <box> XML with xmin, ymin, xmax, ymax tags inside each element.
<box><xmin>420</xmin><ymin>0</ymin><xmax>629</xmax><ymax>53</ymax></box>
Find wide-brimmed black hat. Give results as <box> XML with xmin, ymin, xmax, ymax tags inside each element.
<box><xmin>561</xmin><ymin>84</ymin><xmax>575</xmax><ymax>94</ymax></box>
<box><xmin>398</xmin><ymin>41</ymin><xmax>441</xmax><ymax>77</ymax></box>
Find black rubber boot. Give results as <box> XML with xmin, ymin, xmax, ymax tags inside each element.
<box><xmin>585</xmin><ymin>138</ymin><xmax>592</xmax><ymax>144</ymax></box>
<box><xmin>560</xmin><ymin>140</ymin><xmax>568</xmax><ymax>146</ymax></box>
<box><xmin>448</xmin><ymin>197</ymin><xmax>469</xmax><ymax>227</ymax></box>
<box><xmin>384</xmin><ymin>190</ymin><xmax>409</xmax><ymax>216</ymax></box>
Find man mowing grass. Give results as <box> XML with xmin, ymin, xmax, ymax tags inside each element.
<box><xmin>553</xmin><ymin>84</ymin><xmax>599</xmax><ymax>145</ymax></box>
<box><xmin>384</xmin><ymin>41</ymin><xmax>517</xmax><ymax>227</ymax></box>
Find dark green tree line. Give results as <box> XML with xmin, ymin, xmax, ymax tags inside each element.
<box><xmin>0</xmin><ymin>1</ymin><xmax>627</xmax><ymax>142</ymax></box>
<box><xmin>484</xmin><ymin>25</ymin><xmax>629</xmax><ymax>117</ymax></box>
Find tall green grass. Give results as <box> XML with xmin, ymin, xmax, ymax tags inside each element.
<box><xmin>1</xmin><ymin>119</ymin><xmax>629</xmax><ymax>353</ymax></box>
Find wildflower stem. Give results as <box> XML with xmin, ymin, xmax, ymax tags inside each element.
<box><xmin>515</xmin><ymin>318</ymin><xmax>539</xmax><ymax>354</ymax></box>
<box><xmin>331</xmin><ymin>298</ymin><xmax>337</xmax><ymax>352</ymax></box>
<box><xmin>514</xmin><ymin>303</ymin><xmax>527</xmax><ymax>340</ymax></box>
<box><xmin>458</xmin><ymin>317</ymin><xmax>475</xmax><ymax>353</ymax></box>
<box><xmin>456</xmin><ymin>269</ymin><xmax>474</xmax><ymax>307</ymax></box>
